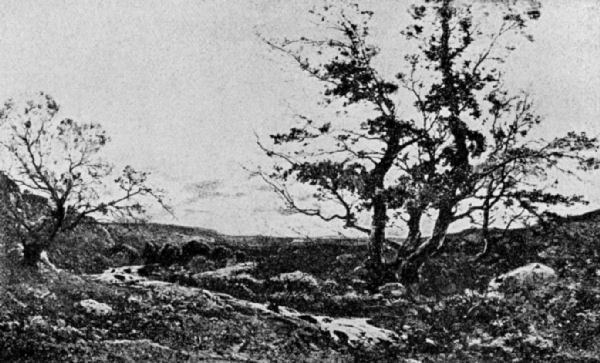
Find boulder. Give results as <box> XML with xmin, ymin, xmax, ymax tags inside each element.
<box><xmin>378</xmin><ymin>282</ymin><xmax>407</xmax><ymax>298</ymax></box>
<box><xmin>181</xmin><ymin>240</ymin><xmax>211</xmax><ymax>260</ymax></box>
<box><xmin>351</xmin><ymin>265</ymin><xmax>369</xmax><ymax>280</ymax></box>
<box><xmin>488</xmin><ymin>262</ymin><xmax>556</xmax><ymax>291</ymax></box>
<box><xmin>28</xmin><ymin>315</ymin><xmax>49</xmax><ymax>329</ymax></box>
<box><xmin>273</xmin><ymin>271</ymin><xmax>319</xmax><ymax>290</ymax></box>
<box><xmin>79</xmin><ymin>299</ymin><xmax>113</xmax><ymax>316</ymax></box>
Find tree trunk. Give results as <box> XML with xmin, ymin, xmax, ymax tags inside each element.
<box><xmin>398</xmin><ymin>204</ymin><xmax>454</xmax><ymax>284</ymax></box>
<box><xmin>367</xmin><ymin>189</ymin><xmax>387</xmax><ymax>285</ymax></box>
<box><xmin>400</xmin><ymin>206</ymin><xmax>423</xmax><ymax>256</ymax></box>
<box><xmin>22</xmin><ymin>241</ymin><xmax>44</xmax><ymax>267</ymax></box>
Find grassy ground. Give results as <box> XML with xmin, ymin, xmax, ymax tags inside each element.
<box><xmin>2</xmin><ymin>214</ymin><xmax>600</xmax><ymax>362</ymax></box>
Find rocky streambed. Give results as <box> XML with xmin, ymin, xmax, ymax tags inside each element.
<box><xmin>90</xmin><ymin>264</ymin><xmax>400</xmax><ymax>348</ymax></box>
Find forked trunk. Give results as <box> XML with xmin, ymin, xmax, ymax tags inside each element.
<box><xmin>399</xmin><ymin>206</ymin><xmax>423</xmax><ymax>256</ymax></box>
<box><xmin>398</xmin><ymin>205</ymin><xmax>454</xmax><ymax>284</ymax></box>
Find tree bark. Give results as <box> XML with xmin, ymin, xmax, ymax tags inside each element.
<box><xmin>398</xmin><ymin>204</ymin><xmax>454</xmax><ymax>284</ymax></box>
<box><xmin>401</xmin><ymin>205</ymin><xmax>423</xmax><ymax>256</ymax></box>
<box><xmin>367</xmin><ymin>189</ymin><xmax>387</xmax><ymax>284</ymax></box>
<box><xmin>22</xmin><ymin>241</ymin><xmax>44</xmax><ymax>267</ymax></box>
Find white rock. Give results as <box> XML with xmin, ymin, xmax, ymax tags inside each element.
<box><xmin>273</xmin><ymin>271</ymin><xmax>319</xmax><ymax>288</ymax></box>
<box><xmin>196</xmin><ymin>262</ymin><xmax>257</xmax><ymax>279</ymax></box>
<box><xmin>378</xmin><ymin>282</ymin><xmax>407</xmax><ymax>298</ymax></box>
<box><xmin>488</xmin><ymin>263</ymin><xmax>556</xmax><ymax>291</ymax></box>
<box><xmin>335</xmin><ymin>253</ymin><xmax>354</xmax><ymax>264</ymax></box>
<box><xmin>93</xmin><ymin>265</ymin><xmax>146</xmax><ymax>284</ymax></box>
<box><xmin>29</xmin><ymin>315</ymin><xmax>48</xmax><ymax>328</ymax></box>
<box><xmin>80</xmin><ymin>299</ymin><xmax>113</xmax><ymax>316</ymax></box>
<box><xmin>523</xmin><ymin>334</ymin><xmax>553</xmax><ymax>349</ymax></box>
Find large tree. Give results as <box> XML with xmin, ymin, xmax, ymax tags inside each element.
<box><xmin>0</xmin><ymin>92</ymin><xmax>170</xmax><ymax>266</ymax></box>
<box><xmin>260</xmin><ymin>0</ymin><xmax>598</xmax><ymax>285</ymax></box>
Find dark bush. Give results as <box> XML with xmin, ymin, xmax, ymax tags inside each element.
<box><xmin>181</xmin><ymin>240</ymin><xmax>211</xmax><ymax>262</ymax></box>
<box><xmin>209</xmin><ymin>246</ymin><xmax>233</xmax><ymax>261</ymax></box>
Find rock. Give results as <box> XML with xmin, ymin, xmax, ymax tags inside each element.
<box><xmin>378</xmin><ymin>282</ymin><xmax>407</xmax><ymax>298</ymax></box>
<box><xmin>209</xmin><ymin>245</ymin><xmax>233</xmax><ymax>261</ymax></box>
<box><xmin>79</xmin><ymin>299</ymin><xmax>113</xmax><ymax>316</ymax></box>
<box><xmin>488</xmin><ymin>262</ymin><xmax>557</xmax><ymax>291</ymax></box>
<box><xmin>273</xmin><ymin>271</ymin><xmax>319</xmax><ymax>290</ymax></box>
<box><xmin>351</xmin><ymin>265</ymin><xmax>369</xmax><ymax>279</ymax></box>
<box><xmin>6</xmin><ymin>243</ymin><xmax>24</xmax><ymax>261</ymax></box>
<box><xmin>351</xmin><ymin>278</ymin><xmax>368</xmax><ymax>290</ymax></box>
<box><xmin>56</xmin><ymin>318</ymin><xmax>67</xmax><ymax>328</ymax></box>
<box><xmin>29</xmin><ymin>315</ymin><xmax>48</xmax><ymax>329</ymax></box>
<box><xmin>26</xmin><ymin>286</ymin><xmax>54</xmax><ymax>300</ymax></box>
<box><xmin>184</xmin><ymin>235</ymin><xmax>215</xmax><ymax>244</ymax></box>
<box><xmin>322</xmin><ymin>279</ymin><xmax>339</xmax><ymax>290</ymax></box>
<box><xmin>157</xmin><ymin>243</ymin><xmax>182</xmax><ymax>266</ymax></box>
<box><xmin>181</xmin><ymin>240</ymin><xmax>211</xmax><ymax>260</ymax></box>
<box><xmin>523</xmin><ymin>334</ymin><xmax>553</xmax><ymax>350</ymax></box>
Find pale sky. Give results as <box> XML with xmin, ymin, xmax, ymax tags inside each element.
<box><xmin>0</xmin><ymin>0</ymin><xmax>598</xmax><ymax>236</ymax></box>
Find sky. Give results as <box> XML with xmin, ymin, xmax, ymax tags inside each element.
<box><xmin>0</xmin><ymin>0</ymin><xmax>598</xmax><ymax>236</ymax></box>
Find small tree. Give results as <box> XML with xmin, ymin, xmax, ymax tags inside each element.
<box><xmin>260</xmin><ymin>1</ymin><xmax>599</xmax><ymax>285</ymax></box>
<box><xmin>0</xmin><ymin>92</ymin><xmax>170</xmax><ymax>266</ymax></box>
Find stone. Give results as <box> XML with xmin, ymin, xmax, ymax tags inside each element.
<box><xmin>29</xmin><ymin>315</ymin><xmax>48</xmax><ymax>328</ymax></box>
<box><xmin>488</xmin><ymin>262</ymin><xmax>556</xmax><ymax>291</ymax></box>
<box><xmin>378</xmin><ymin>282</ymin><xmax>407</xmax><ymax>298</ymax></box>
<box><xmin>273</xmin><ymin>271</ymin><xmax>319</xmax><ymax>288</ymax></box>
<box><xmin>79</xmin><ymin>299</ymin><xmax>113</xmax><ymax>316</ymax></box>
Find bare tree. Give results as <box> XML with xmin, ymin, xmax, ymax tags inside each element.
<box><xmin>0</xmin><ymin>92</ymin><xmax>170</xmax><ymax>266</ymax></box>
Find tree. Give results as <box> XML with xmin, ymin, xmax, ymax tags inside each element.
<box><xmin>391</xmin><ymin>1</ymin><xmax>598</xmax><ymax>279</ymax></box>
<box><xmin>260</xmin><ymin>0</ymin><xmax>598</xmax><ymax>285</ymax></box>
<box><xmin>0</xmin><ymin>92</ymin><xmax>170</xmax><ymax>266</ymax></box>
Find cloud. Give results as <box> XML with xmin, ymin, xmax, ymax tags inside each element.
<box><xmin>182</xmin><ymin>179</ymin><xmax>248</xmax><ymax>204</ymax></box>
<box><xmin>184</xmin><ymin>179</ymin><xmax>225</xmax><ymax>202</ymax></box>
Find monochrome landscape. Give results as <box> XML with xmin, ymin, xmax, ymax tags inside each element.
<box><xmin>1</xmin><ymin>1</ymin><xmax>600</xmax><ymax>362</ymax></box>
